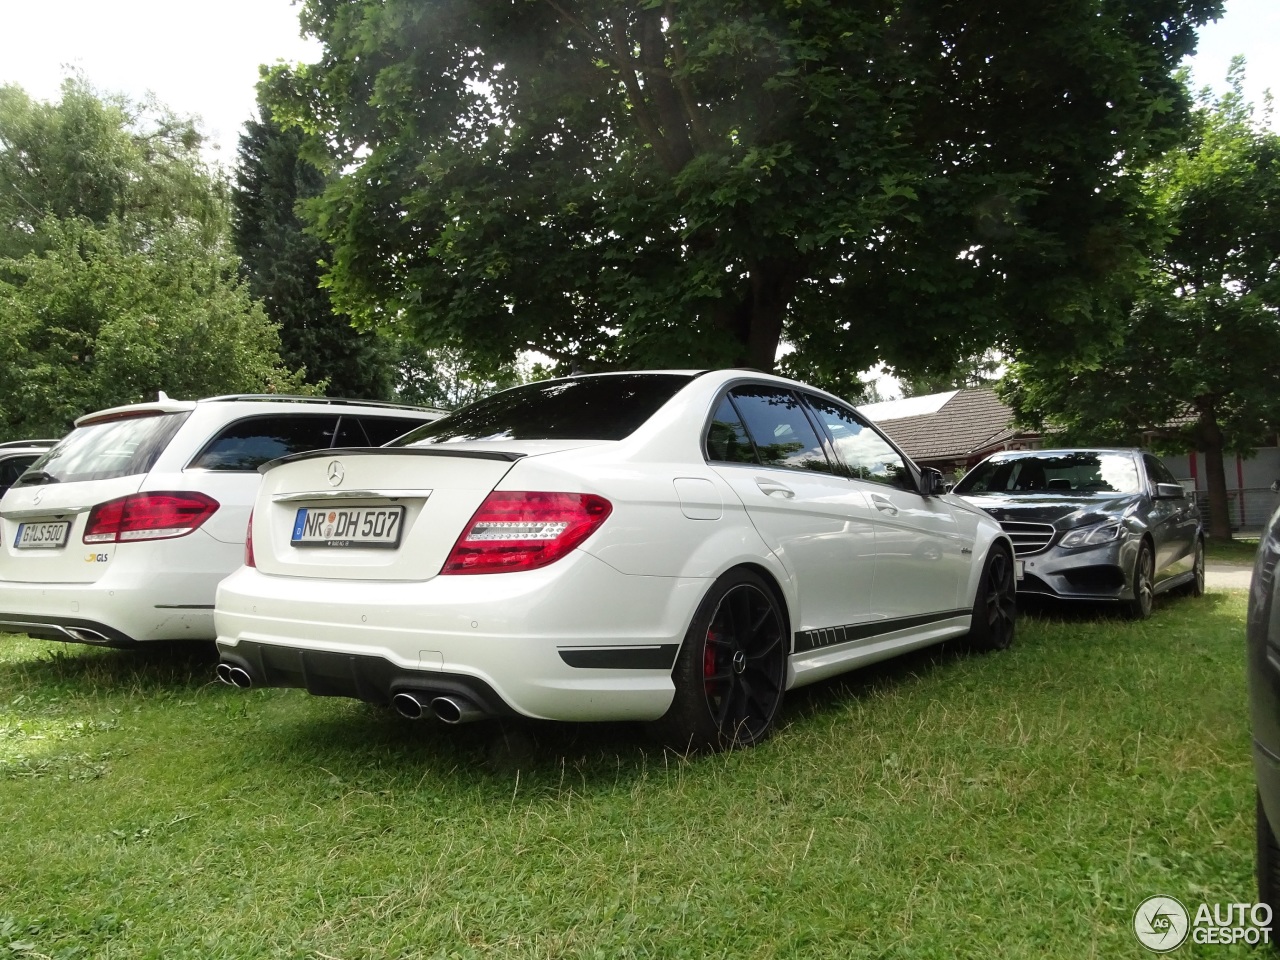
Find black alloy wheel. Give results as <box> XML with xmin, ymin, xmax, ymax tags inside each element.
<box><xmin>967</xmin><ymin>545</ymin><xmax>1017</xmax><ymax>653</ymax></box>
<box><xmin>1187</xmin><ymin>537</ymin><xmax>1206</xmax><ymax>597</ymax></box>
<box><xmin>1125</xmin><ymin>542</ymin><xmax>1155</xmax><ymax>620</ymax></box>
<box><xmin>652</xmin><ymin>568</ymin><xmax>787</xmax><ymax>752</ymax></box>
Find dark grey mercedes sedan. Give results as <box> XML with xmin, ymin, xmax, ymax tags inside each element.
<box><xmin>952</xmin><ymin>449</ymin><xmax>1203</xmax><ymax>619</ymax></box>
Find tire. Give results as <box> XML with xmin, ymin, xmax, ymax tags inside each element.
<box><xmin>1124</xmin><ymin>542</ymin><xmax>1155</xmax><ymax>620</ymax></box>
<box><xmin>1185</xmin><ymin>537</ymin><xmax>1206</xmax><ymax>598</ymax></box>
<box><xmin>1258</xmin><ymin>792</ymin><xmax>1280</xmax><ymax>930</ymax></box>
<box><xmin>650</xmin><ymin>568</ymin><xmax>788</xmax><ymax>752</ymax></box>
<box><xmin>966</xmin><ymin>545</ymin><xmax>1017</xmax><ymax>653</ymax></box>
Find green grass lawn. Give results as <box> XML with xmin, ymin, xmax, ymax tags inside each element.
<box><xmin>0</xmin><ymin>587</ymin><xmax>1257</xmax><ymax>959</ymax></box>
<box><xmin>1206</xmin><ymin>537</ymin><xmax>1262</xmax><ymax>566</ymax></box>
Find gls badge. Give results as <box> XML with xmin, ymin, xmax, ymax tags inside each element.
<box><xmin>84</xmin><ymin>552</ymin><xmax>110</xmax><ymax>563</ymax></box>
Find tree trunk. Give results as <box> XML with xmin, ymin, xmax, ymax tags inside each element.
<box><xmin>711</xmin><ymin>257</ymin><xmax>799</xmax><ymax>371</ymax></box>
<box><xmin>1197</xmin><ymin>409</ymin><xmax>1233</xmax><ymax>541</ymax></box>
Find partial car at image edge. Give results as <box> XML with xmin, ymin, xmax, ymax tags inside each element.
<box><xmin>215</xmin><ymin>369</ymin><xmax>1017</xmax><ymax>750</ymax></box>
<box><xmin>0</xmin><ymin>394</ymin><xmax>445</xmax><ymax>647</ymax></box>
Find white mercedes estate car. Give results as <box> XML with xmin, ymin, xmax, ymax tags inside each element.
<box><xmin>215</xmin><ymin>370</ymin><xmax>1016</xmax><ymax>749</ymax></box>
<box><xmin>0</xmin><ymin>395</ymin><xmax>442</xmax><ymax>646</ymax></box>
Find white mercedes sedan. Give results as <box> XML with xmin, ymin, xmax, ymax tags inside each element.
<box><xmin>215</xmin><ymin>370</ymin><xmax>1016</xmax><ymax>750</ymax></box>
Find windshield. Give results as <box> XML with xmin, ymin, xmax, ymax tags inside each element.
<box><xmin>16</xmin><ymin>412</ymin><xmax>190</xmax><ymax>485</ymax></box>
<box><xmin>953</xmin><ymin>452</ymin><xmax>1141</xmax><ymax>496</ymax></box>
<box><xmin>392</xmin><ymin>374</ymin><xmax>696</xmax><ymax>445</ymax></box>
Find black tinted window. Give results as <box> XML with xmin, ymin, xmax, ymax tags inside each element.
<box><xmin>0</xmin><ymin>455</ymin><xmax>37</xmax><ymax>487</ymax></box>
<box><xmin>333</xmin><ymin>416</ymin><xmax>369</xmax><ymax>447</ymax></box>
<box><xmin>189</xmin><ymin>415</ymin><xmax>340</xmax><ymax>471</ymax></box>
<box><xmin>393</xmin><ymin>374</ymin><xmax>694</xmax><ymax>445</ymax></box>
<box><xmin>954</xmin><ymin>452</ymin><xmax>1141</xmax><ymax>495</ymax></box>
<box><xmin>705</xmin><ymin>397</ymin><xmax>757</xmax><ymax>464</ymax></box>
<box><xmin>17</xmin><ymin>412</ymin><xmax>190</xmax><ymax>485</ymax></box>
<box><xmin>805</xmin><ymin>396</ymin><xmax>911</xmax><ymax>489</ymax></box>
<box><xmin>725</xmin><ymin>386</ymin><xmax>831</xmax><ymax>473</ymax></box>
<box><xmin>1144</xmin><ymin>454</ymin><xmax>1179</xmax><ymax>488</ymax></box>
<box><xmin>361</xmin><ymin>416</ymin><xmax>431</xmax><ymax>446</ymax></box>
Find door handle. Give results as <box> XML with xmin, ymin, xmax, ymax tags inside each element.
<box><xmin>871</xmin><ymin>494</ymin><xmax>899</xmax><ymax>516</ymax></box>
<box><xmin>755</xmin><ymin>478</ymin><xmax>795</xmax><ymax>499</ymax></box>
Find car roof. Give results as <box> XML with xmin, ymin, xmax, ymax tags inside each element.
<box><xmin>983</xmin><ymin>448</ymin><xmax>1142</xmax><ymax>458</ymax></box>
<box><xmin>0</xmin><ymin>439</ymin><xmax>59</xmax><ymax>450</ymax></box>
<box><xmin>74</xmin><ymin>392</ymin><xmax>447</xmax><ymax>428</ymax></box>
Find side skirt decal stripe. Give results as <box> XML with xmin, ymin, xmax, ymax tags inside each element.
<box><xmin>794</xmin><ymin>609</ymin><xmax>970</xmax><ymax>653</ymax></box>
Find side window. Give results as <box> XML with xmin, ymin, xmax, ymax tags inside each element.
<box><xmin>333</xmin><ymin>416</ymin><xmax>370</xmax><ymax>447</ymax></box>
<box><xmin>721</xmin><ymin>386</ymin><xmax>832</xmax><ymax>474</ymax></box>
<box><xmin>805</xmin><ymin>396</ymin><xmax>912</xmax><ymax>490</ymax></box>
<box><xmin>0</xmin><ymin>456</ymin><xmax>36</xmax><ymax>486</ymax></box>
<box><xmin>189</xmin><ymin>415</ymin><xmax>341</xmax><ymax>471</ymax></box>
<box><xmin>1144</xmin><ymin>454</ymin><xmax>1180</xmax><ymax>489</ymax></box>
<box><xmin>705</xmin><ymin>397</ymin><xmax>757</xmax><ymax>464</ymax></box>
<box><xmin>361</xmin><ymin>416</ymin><xmax>432</xmax><ymax>446</ymax></box>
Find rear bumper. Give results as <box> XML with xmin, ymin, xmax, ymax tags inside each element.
<box><xmin>215</xmin><ymin>550</ymin><xmax>709</xmax><ymax>721</ymax></box>
<box><xmin>0</xmin><ymin>533</ymin><xmax>240</xmax><ymax>644</ymax></box>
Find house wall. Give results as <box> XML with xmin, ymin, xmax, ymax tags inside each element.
<box><xmin>1161</xmin><ymin>446</ymin><xmax>1280</xmax><ymax>531</ymax></box>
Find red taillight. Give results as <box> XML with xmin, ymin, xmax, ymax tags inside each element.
<box><xmin>83</xmin><ymin>492</ymin><xmax>219</xmax><ymax>544</ymax></box>
<box><xmin>244</xmin><ymin>509</ymin><xmax>256</xmax><ymax>567</ymax></box>
<box><xmin>442</xmin><ymin>491</ymin><xmax>612</xmax><ymax>575</ymax></box>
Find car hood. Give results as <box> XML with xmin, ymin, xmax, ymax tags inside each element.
<box><xmin>958</xmin><ymin>493</ymin><xmax>1141</xmax><ymax>529</ymax></box>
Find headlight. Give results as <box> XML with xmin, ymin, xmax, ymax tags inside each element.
<box><xmin>1059</xmin><ymin>521</ymin><xmax>1123</xmax><ymax>548</ymax></box>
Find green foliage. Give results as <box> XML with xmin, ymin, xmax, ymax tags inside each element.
<box><xmin>0</xmin><ymin>218</ymin><xmax>309</xmax><ymax>439</ymax></box>
<box><xmin>233</xmin><ymin>103</ymin><xmax>400</xmax><ymax>400</ymax></box>
<box><xmin>0</xmin><ymin>591</ymin><xmax>1252</xmax><ymax>958</ymax></box>
<box><xmin>0</xmin><ymin>80</ymin><xmax>309</xmax><ymax>440</ymax></box>
<box><xmin>1003</xmin><ymin>63</ymin><xmax>1280</xmax><ymax>538</ymax></box>
<box><xmin>264</xmin><ymin>0</ymin><xmax>1219</xmax><ymax>378</ymax></box>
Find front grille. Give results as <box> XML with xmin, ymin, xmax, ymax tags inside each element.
<box><xmin>999</xmin><ymin>520</ymin><xmax>1056</xmax><ymax>557</ymax></box>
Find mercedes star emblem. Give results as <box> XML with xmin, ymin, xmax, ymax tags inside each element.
<box><xmin>327</xmin><ymin>460</ymin><xmax>344</xmax><ymax>487</ymax></box>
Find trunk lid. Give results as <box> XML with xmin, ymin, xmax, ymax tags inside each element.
<box><xmin>250</xmin><ymin>448</ymin><xmax>522</xmax><ymax>580</ymax></box>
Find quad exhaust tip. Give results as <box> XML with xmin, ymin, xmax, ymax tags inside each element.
<box><xmin>391</xmin><ymin>691</ymin><xmax>488</xmax><ymax>724</ymax></box>
<box><xmin>215</xmin><ymin>662</ymin><xmax>253</xmax><ymax>689</ymax></box>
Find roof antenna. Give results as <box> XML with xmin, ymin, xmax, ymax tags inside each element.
<box><xmin>157</xmin><ymin>391</ymin><xmax>170</xmax><ymax>402</ymax></box>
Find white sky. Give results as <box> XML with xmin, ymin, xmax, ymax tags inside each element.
<box><xmin>0</xmin><ymin>0</ymin><xmax>1273</xmax><ymax>170</ymax></box>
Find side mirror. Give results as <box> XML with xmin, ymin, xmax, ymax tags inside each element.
<box><xmin>920</xmin><ymin>467</ymin><xmax>946</xmax><ymax>497</ymax></box>
<box><xmin>1155</xmin><ymin>482</ymin><xmax>1187</xmax><ymax>500</ymax></box>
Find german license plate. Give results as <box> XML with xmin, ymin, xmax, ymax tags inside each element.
<box><xmin>290</xmin><ymin>506</ymin><xmax>405</xmax><ymax>549</ymax></box>
<box><xmin>14</xmin><ymin>521</ymin><xmax>71</xmax><ymax>549</ymax></box>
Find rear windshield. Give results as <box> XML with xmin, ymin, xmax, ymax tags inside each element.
<box><xmin>392</xmin><ymin>374</ymin><xmax>696</xmax><ymax>445</ymax></box>
<box><xmin>954</xmin><ymin>452</ymin><xmax>1141</xmax><ymax>495</ymax></box>
<box><xmin>15</xmin><ymin>412</ymin><xmax>190</xmax><ymax>485</ymax></box>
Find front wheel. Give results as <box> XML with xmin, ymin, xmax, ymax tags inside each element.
<box><xmin>966</xmin><ymin>545</ymin><xmax>1016</xmax><ymax>653</ymax></box>
<box><xmin>650</xmin><ymin>568</ymin><xmax>788</xmax><ymax>752</ymax></box>
<box><xmin>1124</xmin><ymin>542</ymin><xmax>1155</xmax><ymax>620</ymax></box>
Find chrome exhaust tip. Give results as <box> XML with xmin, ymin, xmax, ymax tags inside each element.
<box><xmin>215</xmin><ymin>662</ymin><xmax>235</xmax><ymax>686</ymax></box>
<box><xmin>391</xmin><ymin>692</ymin><xmax>428</xmax><ymax>720</ymax></box>
<box><xmin>430</xmin><ymin>696</ymin><xmax>486</xmax><ymax>725</ymax></box>
<box><xmin>226</xmin><ymin>666</ymin><xmax>253</xmax><ymax>689</ymax></box>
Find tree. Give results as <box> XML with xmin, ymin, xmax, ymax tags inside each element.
<box><xmin>263</xmin><ymin>0</ymin><xmax>1218</xmax><ymax>384</ymax></box>
<box><xmin>0</xmin><ymin>79</ymin><xmax>308</xmax><ymax>440</ymax></box>
<box><xmin>898</xmin><ymin>351</ymin><xmax>1002</xmax><ymax>399</ymax></box>
<box><xmin>233</xmin><ymin>102</ymin><xmax>400</xmax><ymax>399</ymax></box>
<box><xmin>1002</xmin><ymin>63</ymin><xmax>1280</xmax><ymax>540</ymax></box>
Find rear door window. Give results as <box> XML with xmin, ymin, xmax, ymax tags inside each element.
<box><xmin>188</xmin><ymin>415</ymin><xmax>341</xmax><ymax>471</ymax></box>
<box><xmin>14</xmin><ymin>412</ymin><xmax>190</xmax><ymax>485</ymax></box>
<box><xmin>708</xmin><ymin>386</ymin><xmax>832</xmax><ymax>474</ymax></box>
